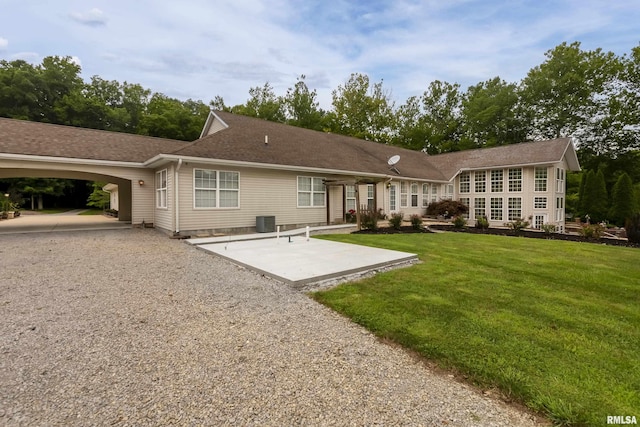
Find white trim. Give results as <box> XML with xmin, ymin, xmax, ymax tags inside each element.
<box><xmin>199</xmin><ymin>111</ymin><xmax>229</xmax><ymax>139</ymax></box>
<box><xmin>0</xmin><ymin>152</ymin><xmax>145</xmax><ymax>168</ymax></box>
<box><xmin>193</xmin><ymin>168</ymin><xmax>240</xmax><ymax>210</ymax></box>
<box><xmin>297</xmin><ymin>176</ymin><xmax>325</xmax><ymax>208</ymax></box>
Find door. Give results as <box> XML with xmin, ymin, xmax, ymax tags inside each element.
<box><xmin>389</xmin><ymin>184</ymin><xmax>398</xmax><ymax>212</ymax></box>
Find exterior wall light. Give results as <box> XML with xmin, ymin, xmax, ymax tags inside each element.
<box><xmin>138</xmin><ymin>180</ymin><xmax>145</xmax><ymax>186</ymax></box>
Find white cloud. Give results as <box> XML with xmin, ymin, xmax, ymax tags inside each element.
<box><xmin>0</xmin><ymin>37</ymin><xmax>8</xmax><ymax>50</ymax></box>
<box><xmin>69</xmin><ymin>8</ymin><xmax>107</xmax><ymax>27</ymax></box>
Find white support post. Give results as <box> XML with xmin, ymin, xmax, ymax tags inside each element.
<box><xmin>306</xmin><ymin>226</ymin><xmax>310</xmax><ymax>241</ymax></box>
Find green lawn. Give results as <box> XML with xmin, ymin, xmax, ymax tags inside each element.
<box><xmin>312</xmin><ymin>233</ymin><xmax>640</xmax><ymax>427</ymax></box>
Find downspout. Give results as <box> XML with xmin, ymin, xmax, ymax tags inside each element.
<box><xmin>174</xmin><ymin>158</ymin><xmax>183</xmax><ymax>235</ymax></box>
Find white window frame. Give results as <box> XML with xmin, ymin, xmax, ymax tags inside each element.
<box><xmin>490</xmin><ymin>197</ymin><xmax>503</xmax><ymax>221</ymax></box>
<box><xmin>422</xmin><ymin>184</ymin><xmax>430</xmax><ymax>207</ymax></box>
<box><xmin>400</xmin><ymin>182</ymin><xmax>408</xmax><ymax>208</ymax></box>
<box><xmin>474</xmin><ymin>197</ymin><xmax>486</xmax><ymax>219</ymax></box>
<box><xmin>556</xmin><ymin>197</ymin><xmax>564</xmax><ymax>221</ymax></box>
<box><xmin>367</xmin><ymin>184</ymin><xmax>375</xmax><ymax>209</ymax></box>
<box><xmin>491</xmin><ymin>170</ymin><xmax>503</xmax><ymax>193</ymax></box>
<box><xmin>410</xmin><ymin>182</ymin><xmax>419</xmax><ymax>207</ymax></box>
<box><xmin>460</xmin><ymin>197</ymin><xmax>470</xmax><ymax>219</ymax></box>
<box><xmin>156</xmin><ymin>169</ymin><xmax>167</xmax><ymax>209</ymax></box>
<box><xmin>475</xmin><ymin>171</ymin><xmax>486</xmax><ymax>193</ymax></box>
<box><xmin>508</xmin><ymin>168</ymin><xmax>522</xmax><ymax>192</ymax></box>
<box><xmin>345</xmin><ymin>185</ymin><xmax>356</xmax><ymax>212</ymax></box>
<box><xmin>194</xmin><ymin>169</ymin><xmax>240</xmax><ymax>209</ymax></box>
<box><xmin>534</xmin><ymin>197</ymin><xmax>547</xmax><ymax>209</ymax></box>
<box><xmin>534</xmin><ymin>167</ymin><xmax>548</xmax><ymax>192</ymax></box>
<box><xmin>297</xmin><ymin>176</ymin><xmax>325</xmax><ymax>208</ymax></box>
<box><xmin>390</xmin><ymin>184</ymin><xmax>397</xmax><ymax>212</ymax></box>
<box><xmin>459</xmin><ymin>172</ymin><xmax>470</xmax><ymax>193</ymax></box>
<box><xmin>508</xmin><ymin>197</ymin><xmax>522</xmax><ymax>221</ymax></box>
<box><xmin>556</xmin><ymin>168</ymin><xmax>565</xmax><ymax>193</ymax></box>
<box><xmin>431</xmin><ymin>184</ymin><xmax>438</xmax><ymax>202</ymax></box>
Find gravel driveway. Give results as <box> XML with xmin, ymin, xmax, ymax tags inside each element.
<box><xmin>1</xmin><ymin>229</ymin><xmax>545</xmax><ymax>426</ymax></box>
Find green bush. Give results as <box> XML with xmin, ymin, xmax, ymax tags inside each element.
<box><xmin>475</xmin><ymin>216</ymin><xmax>489</xmax><ymax>230</ymax></box>
<box><xmin>578</xmin><ymin>223</ymin><xmax>605</xmax><ymax>239</ymax></box>
<box><xmin>625</xmin><ymin>213</ymin><xmax>640</xmax><ymax>244</ymax></box>
<box><xmin>505</xmin><ymin>218</ymin><xmax>530</xmax><ymax>233</ymax></box>
<box><xmin>360</xmin><ymin>208</ymin><xmax>379</xmax><ymax>231</ymax></box>
<box><xmin>452</xmin><ymin>215</ymin><xmax>467</xmax><ymax>229</ymax></box>
<box><xmin>410</xmin><ymin>214</ymin><xmax>423</xmax><ymax>230</ymax></box>
<box><xmin>541</xmin><ymin>223</ymin><xmax>556</xmax><ymax>235</ymax></box>
<box><xmin>389</xmin><ymin>212</ymin><xmax>404</xmax><ymax>230</ymax></box>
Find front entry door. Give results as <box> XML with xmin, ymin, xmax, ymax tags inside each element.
<box><xmin>389</xmin><ymin>184</ymin><xmax>398</xmax><ymax>212</ymax></box>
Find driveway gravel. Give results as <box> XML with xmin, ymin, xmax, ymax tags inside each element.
<box><xmin>0</xmin><ymin>229</ymin><xmax>545</xmax><ymax>426</ymax></box>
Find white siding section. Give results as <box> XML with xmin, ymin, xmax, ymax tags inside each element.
<box><xmin>154</xmin><ymin>164</ymin><xmax>174</xmax><ymax>231</ymax></box>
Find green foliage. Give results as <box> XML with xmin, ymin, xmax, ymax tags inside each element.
<box><xmin>578</xmin><ymin>223</ymin><xmax>605</xmax><ymax>239</ymax></box>
<box><xmin>609</xmin><ymin>173</ymin><xmax>636</xmax><ymax>226</ymax></box>
<box><xmin>475</xmin><ymin>216</ymin><xmax>489</xmax><ymax>230</ymax></box>
<box><xmin>625</xmin><ymin>213</ymin><xmax>640</xmax><ymax>244</ymax></box>
<box><xmin>284</xmin><ymin>75</ymin><xmax>326</xmax><ymax>131</ymax></box>
<box><xmin>232</xmin><ymin>82</ymin><xmax>286</xmax><ymax>123</ymax></box>
<box><xmin>580</xmin><ymin>169</ymin><xmax>609</xmax><ymax>222</ymax></box>
<box><xmin>505</xmin><ymin>218</ymin><xmax>530</xmax><ymax>233</ymax></box>
<box><xmin>409</xmin><ymin>214</ymin><xmax>423</xmax><ymax>230</ymax></box>
<box><xmin>452</xmin><ymin>215</ymin><xmax>467</xmax><ymax>229</ymax></box>
<box><xmin>86</xmin><ymin>182</ymin><xmax>110</xmax><ymax>209</ymax></box>
<box><xmin>388</xmin><ymin>212</ymin><xmax>404</xmax><ymax>230</ymax></box>
<box><xmin>360</xmin><ymin>208</ymin><xmax>379</xmax><ymax>231</ymax></box>
<box><xmin>426</xmin><ymin>199</ymin><xmax>468</xmax><ymax>217</ymax></box>
<box><xmin>541</xmin><ymin>223</ymin><xmax>557</xmax><ymax>235</ymax></box>
<box><xmin>313</xmin><ymin>233</ymin><xmax>640</xmax><ymax>426</ymax></box>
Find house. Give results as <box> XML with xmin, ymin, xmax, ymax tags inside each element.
<box><xmin>0</xmin><ymin>111</ymin><xmax>580</xmax><ymax>235</ymax></box>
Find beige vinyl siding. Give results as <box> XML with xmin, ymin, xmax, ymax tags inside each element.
<box><xmin>329</xmin><ymin>186</ymin><xmax>344</xmax><ymax>223</ymax></box>
<box><xmin>154</xmin><ymin>164</ymin><xmax>174</xmax><ymax>231</ymax></box>
<box><xmin>176</xmin><ymin>164</ymin><xmax>330</xmax><ymax>233</ymax></box>
<box><xmin>203</xmin><ymin>116</ymin><xmax>228</xmax><ymax>136</ymax></box>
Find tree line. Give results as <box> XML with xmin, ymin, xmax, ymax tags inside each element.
<box><xmin>1</xmin><ymin>41</ymin><xmax>639</xmax><ymax>224</ymax></box>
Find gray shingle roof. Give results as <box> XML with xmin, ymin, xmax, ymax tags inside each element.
<box><xmin>0</xmin><ymin>117</ymin><xmax>188</xmax><ymax>163</ymax></box>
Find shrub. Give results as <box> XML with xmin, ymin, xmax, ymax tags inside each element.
<box><xmin>360</xmin><ymin>208</ymin><xmax>379</xmax><ymax>231</ymax></box>
<box><xmin>625</xmin><ymin>213</ymin><xmax>640</xmax><ymax>244</ymax></box>
<box><xmin>426</xmin><ymin>199</ymin><xmax>468</xmax><ymax>218</ymax></box>
<box><xmin>475</xmin><ymin>216</ymin><xmax>489</xmax><ymax>230</ymax></box>
<box><xmin>578</xmin><ymin>223</ymin><xmax>605</xmax><ymax>239</ymax></box>
<box><xmin>452</xmin><ymin>215</ymin><xmax>467</xmax><ymax>229</ymax></box>
<box><xmin>345</xmin><ymin>209</ymin><xmax>356</xmax><ymax>223</ymax></box>
<box><xmin>389</xmin><ymin>212</ymin><xmax>404</xmax><ymax>230</ymax></box>
<box><xmin>541</xmin><ymin>223</ymin><xmax>556</xmax><ymax>235</ymax></box>
<box><xmin>410</xmin><ymin>214</ymin><xmax>423</xmax><ymax>230</ymax></box>
<box><xmin>505</xmin><ymin>218</ymin><xmax>530</xmax><ymax>233</ymax></box>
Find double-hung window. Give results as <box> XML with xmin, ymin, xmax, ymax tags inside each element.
<box><xmin>346</xmin><ymin>185</ymin><xmax>356</xmax><ymax>211</ymax></box>
<box><xmin>556</xmin><ymin>168</ymin><xmax>565</xmax><ymax>193</ymax></box>
<box><xmin>490</xmin><ymin>197</ymin><xmax>503</xmax><ymax>221</ymax></box>
<box><xmin>460</xmin><ymin>197</ymin><xmax>470</xmax><ymax>219</ymax></box>
<box><xmin>367</xmin><ymin>184</ymin><xmax>375</xmax><ymax>209</ymax></box>
<box><xmin>431</xmin><ymin>184</ymin><xmax>438</xmax><ymax>202</ymax></box>
<box><xmin>508</xmin><ymin>168</ymin><xmax>522</xmax><ymax>192</ymax></box>
<box><xmin>410</xmin><ymin>183</ymin><xmax>419</xmax><ymax>207</ymax></box>
<box><xmin>459</xmin><ymin>172</ymin><xmax>470</xmax><ymax>193</ymax></box>
<box><xmin>475</xmin><ymin>171</ymin><xmax>486</xmax><ymax>193</ymax></box>
<box><xmin>491</xmin><ymin>170</ymin><xmax>503</xmax><ymax>192</ymax></box>
<box><xmin>400</xmin><ymin>182</ymin><xmax>408</xmax><ymax>207</ymax></box>
<box><xmin>534</xmin><ymin>197</ymin><xmax>547</xmax><ymax>209</ymax></box>
<box><xmin>156</xmin><ymin>169</ymin><xmax>167</xmax><ymax>209</ymax></box>
<box><xmin>297</xmin><ymin>176</ymin><xmax>325</xmax><ymax>207</ymax></box>
<box><xmin>422</xmin><ymin>184</ymin><xmax>430</xmax><ymax>207</ymax></box>
<box><xmin>534</xmin><ymin>167</ymin><xmax>547</xmax><ymax>192</ymax></box>
<box><xmin>508</xmin><ymin>197</ymin><xmax>522</xmax><ymax>220</ymax></box>
<box><xmin>194</xmin><ymin>169</ymin><xmax>239</xmax><ymax>208</ymax></box>
<box><xmin>474</xmin><ymin>197</ymin><xmax>486</xmax><ymax>219</ymax></box>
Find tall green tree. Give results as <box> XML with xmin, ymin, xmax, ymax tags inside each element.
<box><xmin>138</xmin><ymin>94</ymin><xmax>209</xmax><ymax>141</ymax></box>
<box><xmin>284</xmin><ymin>75</ymin><xmax>325</xmax><ymax>131</ymax></box>
<box><xmin>608</xmin><ymin>173</ymin><xmax>636</xmax><ymax>226</ymax></box>
<box><xmin>328</xmin><ymin>73</ymin><xmax>395</xmax><ymax>144</ymax></box>
<box><xmin>581</xmin><ymin>169</ymin><xmax>609</xmax><ymax>222</ymax></box>
<box><xmin>0</xmin><ymin>59</ymin><xmax>42</xmax><ymax>119</ymax></box>
<box><xmin>460</xmin><ymin>77</ymin><xmax>528</xmax><ymax>148</ymax></box>
<box><xmin>394</xmin><ymin>80</ymin><xmax>461</xmax><ymax>153</ymax></box>
<box><xmin>232</xmin><ymin>82</ymin><xmax>285</xmax><ymax>123</ymax></box>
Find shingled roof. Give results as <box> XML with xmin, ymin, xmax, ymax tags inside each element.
<box><xmin>171</xmin><ymin>111</ymin><xmax>448</xmax><ymax>181</ymax></box>
<box><xmin>0</xmin><ymin>117</ymin><xmax>188</xmax><ymax>163</ymax></box>
<box><xmin>429</xmin><ymin>138</ymin><xmax>580</xmax><ymax>180</ymax></box>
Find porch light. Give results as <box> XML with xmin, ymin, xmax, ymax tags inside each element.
<box><xmin>138</xmin><ymin>180</ymin><xmax>145</xmax><ymax>186</ymax></box>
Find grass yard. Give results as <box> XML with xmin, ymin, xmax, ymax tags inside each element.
<box><xmin>312</xmin><ymin>233</ymin><xmax>640</xmax><ymax>427</ymax></box>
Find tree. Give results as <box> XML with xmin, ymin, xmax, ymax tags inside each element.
<box><xmin>232</xmin><ymin>82</ymin><xmax>285</xmax><ymax>123</ymax></box>
<box><xmin>581</xmin><ymin>169</ymin><xmax>609</xmax><ymax>222</ymax></box>
<box><xmin>393</xmin><ymin>80</ymin><xmax>461</xmax><ymax>153</ymax></box>
<box><xmin>608</xmin><ymin>173</ymin><xmax>636</xmax><ymax>226</ymax></box>
<box><xmin>283</xmin><ymin>75</ymin><xmax>325</xmax><ymax>131</ymax></box>
<box><xmin>138</xmin><ymin>94</ymin><xmax>209</xmax><ymax>141</ymax></box>
<box><xmin>0</xmin><ymin>59</ymin><xmax>42</xmax><ymax>119</ymax></box>
<box><xmin>2</xmin><ymin>178</ymin><xmax>72</xmax><ymax>210</ymax></box>
<box><xmin>460</xmin><ymin>77</ymin><xmax>528</xmax><ymax>148</ymax></box>
<box><xmin>328</xmin><ymin>73</ymin><xmax>395</xmax><ymax>144</ymax></box>
<box><xmin>86</xmin><ymin>182</ymin><xmax>110</xmax><ymax>210</ymax></box>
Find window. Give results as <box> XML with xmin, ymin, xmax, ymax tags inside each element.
<box><xmin>475</xmin><ymin>171</ymin><xmax>486</xmax><ymax>193</ymax></box>
<box><xmin>508</xmin><ymin>168</ymin><xmax>522</xmax><ymax>192</ymax></box>
<box><xmin>422</xmin><ymin>184</ymin><xmax>430</xmax><ymax>207</ymax></box>
<box><xmin>556</xmin><ymin>197</ymin><xmax>564</xmax><ymax>221</ymax></box>
<box><xmin>491</xmin><ymin>170</ymin><xmax>503</xmax><ymax>192</ymax></box>
<box><xmin>533</xmin><ymin>214</ymin><xmax>547</xmax><ymax>229</ymax></box>
<box><xmin>459</xmin><ymin>172</ymin><xmax>470</xmax><ymax>193</ymax></box>
<box><xmin>490</xmin><ymin>197</ymin><xmax>503</xmax><ymax>221</ymax></box>
<box><xmin>367</xmin><ymin>184</ymin><xmax>375</xmax><ymax>209</ymax></box>
<box><xmin>297</xmin><ymin>176</ymin><xmax>325</xmax><ymax>207</ymax></box>
<box><xmin>556</xmin><ymin>168</ymin><xmax>565</xmax><ymax>193</ymax></box>
<box><xmin>346</xmin><ymin>185</ymin><xmax>356</xmax><ymax>211</ymax></box>
<box><xmin>445</xmin><ymin>184</ymin><xmax>454</xmax><ymax>200</ymax></box>
<box><xmin>156</xmin><ymin>169</ymin><xmax>167</xmax><ymax>209</ymax></box>
<box><xmin>400</xmin><ymin>182</ymin><xmax>408</xmax><ymax>207</ymax></box>
<box><xmin>410</xmin><ymin>183</ymin><xmax>419</xmax><ymax>207</ymax></box>
<box><xmin>534</xmin><ymin>167</ymin><xmax>547</xmax><ymax>192</ymax></box>
<box><xmin>431</xmin><ymin>184</ymin><xmax>438</xmax><ymax>202</ymax></box>
<box><xmin>195</xmin><ymin>169</ymin><xmax>239</xmax><ymax>208</ymax></box>
<box><xmin>474</xmin><ymin>197</ymin><xmax>486</xmax><ymax>219</ymax></box>
<box><xmin>390</xmin><ymin>184</ymin><xmax>397</xmax><ymax>211</ymax></box>
<box><xmin>508</xmin><ymin>197</ymin><xmax>522</xmax><ymax>220</ymax></box>
<box><xmin>534</xmin><ymin>197</ymin><xmax>547</xmax><ymax>209</ymax></box>
<box><xmin>460</xmin><ymin>197</ymin><xmax>470</xmax><ymax>219</ymax></box>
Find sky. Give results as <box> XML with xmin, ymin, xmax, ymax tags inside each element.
<box><xmin>0</xmin><ymin>0</ymin><xmax>638</xmax><ymax>110</ymax></box>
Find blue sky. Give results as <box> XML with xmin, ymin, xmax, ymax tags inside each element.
<box><xmin>0</xmin><ymin>0</ymin><xmax>638</xmax><ymax>110</ymax></box>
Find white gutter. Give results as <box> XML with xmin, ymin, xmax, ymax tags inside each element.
<box><xmin>174</xmin><ymin>158</ymin><xmax>183</xmax><ymax>235</ymax></box>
